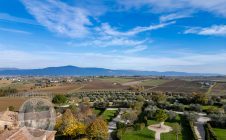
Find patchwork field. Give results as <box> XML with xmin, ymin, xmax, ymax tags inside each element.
<box><xmin>81</xmin><ymin>79</ymin><xmax>127</xmax><ymax>90</ymax></box>
<box><xmin>210</xmin><ymin>82</ymin><xmax>226</xmax><ymax>95</ymax></box>
<box><xmin>150</xmin><ymin>80</ymin><xmax>209</xmax><ymax>94</ymax></box>
<box><xmin>98</xmin><ymin>77</ymin><xmax>136</xmax><ymax>84</ymax></box>
<box><xmin>140</xmin><ymin>79</ymin><xmax>171</xmax><ymax>87</ymax></box>
<box><xmin>33</xmin><ymin>83</ymin><xmax>83</xmax><ymax>94</ymax></box>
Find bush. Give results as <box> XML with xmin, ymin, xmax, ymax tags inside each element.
<box><xmin>8</xmin><ymin>106</ymin><xmax>15</xmax><ymax>111</ymax></box>
<box><xmin>117</xmin><ymin>122</ymin><xmax>126</xmax><ymax>129</ymax></box>
<box><xmin>52</xmin><ymin>95</ymin><xmax>68</xmax><ymax>105</ymax></box>
<box><xmin>189</xmin><ymin>104</ymin><xmax>202</xmax><ymax>112</ymax></box>
<box><xmin>188</xmin><ymin>121</ymin><xmax>199</xmax><ymax>140</ymax></box>
<box><xmin>133</xmin><ymin>123</ymin><xmax>145</xmax><ymax>131</ymax></box>
<box><xmin>204</xmin><ymin>123</ymin><xmax>218</xmax><ymax>140</ymax></box>
<box><xmin>167</xmin><ymin>110</ymin><xmax>177</xmax><ymax>121</ymax></box>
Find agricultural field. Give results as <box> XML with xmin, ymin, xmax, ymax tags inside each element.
<box><xmin>0</xmin><ymin>79</ymin><xmax>12</xmax><ymax>88</ymax></box>
<box><xmin>98</xmin><ymin>77</ymin><xmax>136</xmax><ymax>84</ymax></box>
<box><xmin>33</xmin><ymin>83</ymin><xmax>83</xmax><ymax>94</ymax></box>
<box><xmin>150</xmin><ymin>80</ymin><xmax>209</xmax><ymax>94</ymax></box>
<box><xmin>81</xmin><ymin>79</ymin><xmax>127</xmax><ymax>90</ymax></box>
<box><xmin>140</xmin><ymin>79</ymin><xmax>171</xmax><ymax>88</ymax></box>
<box><xmin>0</xmin><ymin>97</ymin><xmax>28</xmax><ymax>111</ymax></box>
<box><xmin>210</xmin><ymin>82</ymin><xmax>226</xmax><ymax>95</ymax></box>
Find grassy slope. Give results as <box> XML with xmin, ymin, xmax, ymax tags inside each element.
<box><xmin>213</xmin><ymin>128</ymin><xmax>226</xmax><ymax>140</ymax></box>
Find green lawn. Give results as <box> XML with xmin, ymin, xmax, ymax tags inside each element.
<box><xmin>141</xmin><ymin>79</ymin><xmax>170</xmax><ymax>87</ymax></box>
<box><xmin>161</xmin><ymin>115</ymin><xmax>183</xmax><ymax>140</ymax></box>
<box><xmin>213</xmin><ymin>128</ymin><xmax>226</xmax><ymax>140</ymax></box>
<box><xmin>93</xmin><ymin>108</ymin><xmax>102</xmax><ymax>116</ymax></box>
<box><xmin>201</xmin><ymin>105</ymin><xmax>219</xmax><ymax>111</ymax></box>
<box><xmin>121</xmin><ymin>120</ymin><xmax>156</xmax><ymax>140</ymax></box>
<box><xmin>161</xmin><ymin>122</ymin><xmax>183</xmax><ymax>140</ymax></box>
<box><xmin>101</xmin><ymin>110</ymin><xmax>117</xmax><ymax>122</ymax></box>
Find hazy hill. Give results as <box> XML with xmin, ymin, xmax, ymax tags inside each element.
<box><xmin>0</xmin><ymin>65</ymin><xmax>220</xmax><ymax>76</ymax></box>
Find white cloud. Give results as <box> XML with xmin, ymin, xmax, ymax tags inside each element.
<box><xmin>0</xmin><ymin>50</ymin><xmax>226</xmax><ymax>74</ymax></box>
<box><xmin>124</xmin><ymin>45</ymin><xmax>148</xmax><ymax>53</ymax></box>
<box><xmin>0</xmin><ymin>27</ymin><xmax>31</xmax><ymax>35</ymax></box>
<box><xmin>71</xmin><ymin>36</ymin><xmax>148</xmax><ymax>48</ymax></box>
<box><xmin>0</xmin><ymin>13</ymin><xmax>38</xmax><ymax>25</ymax></box>
<box><xmin>160</xmin><ymin>12</ymin><xmax>192</xmax><ymax>22</ymax></box>
<box><xmin>100</xmin><ymin>21</ymin><xmax>175</xmax><ymax>36</ymax></box>
<box><xmin>21</xmin><ymin>0</ymin><xmax>92</xmax><ymax>38</ymax></box>
<box><xmin>184</xmin><ymin>25</ymin><xmax>226</xmax><ymax>36</ymax></box>
<box><xmin>118</xmin><ymin>0</ymin><xmax>226</xmax><ymax>17</ymax></box>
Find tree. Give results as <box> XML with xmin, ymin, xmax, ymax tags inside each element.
<box><xmin>56</xmin><ymin>109</ymin><xmax>85</xmax><ymax>138</ymax></box>
<box><xmin>172</xmin><ymin>123</ymin><xmax>181</xmax><ymax>140</ymax></box>
<box><xmin>117</xmin><ymin>127</ymin><xmax>126</xmax><ymax>140</ymax></box>
<box><xmin>121</xmin><ymin>110</ymin><xmax>138</xmax><ymax>124</ymax></box>
<box><xmin>52</xmin><ymin>95</ymin><xmax>68</xmax><ymax>105</ymax></box>
<box><xmin>87</xmin><ymin>117</ymin><xmax>109</xmax><ymax>140</ymax></box>
<box><xmin>155</xmin><ymin>110</ymin><xmax>168</xmax><ymax>128</ymax></box>
<box><xmin>152</xmin><ymin>93</ymin><xmax>166</xmax><ymax>103</ymax></box>
<box><xmin>136</xmin><ymin>95</ymin><xmax>145</xmax><ymax>102</ymax></box>
<box><xmin>128</xmin><ymin>85</ymin><xmax>144</xmax><ymax>92</ymax></box>
<box><xmin>8</xmin><ymin>106</ymin><xmax>15</xmax><ymax>111</ymax></box>
<box><xmin>193</xmin><ymin>93</ymin><xmax>209</xmax><ymax>105</ymax></box>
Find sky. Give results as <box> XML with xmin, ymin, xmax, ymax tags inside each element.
<box><xmin>0</xmin><ymin>0</ymin><xmax>226</xmax><ymax>74</ymax></box>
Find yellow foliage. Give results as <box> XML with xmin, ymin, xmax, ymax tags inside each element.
<box><xmin>87</xmin><ymin>117</ymin><xmax>109</xmax><ymax>140</ymax></box>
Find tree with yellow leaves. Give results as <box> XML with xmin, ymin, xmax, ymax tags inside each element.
<box><xmin>55</xmin><ymin>109</ymin><xmax>86</xmax><ymax>139</ymax></box>
<box><xmin>86</xmin><ymin>117</ymin><xmax>109</xmax><ymax>140</ymax></box>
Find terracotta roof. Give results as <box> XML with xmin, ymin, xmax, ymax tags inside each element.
<box><xmin>0</xmin><ymin>127</ymin><xmax>56</xmax><ymax>140</ymax></box>
<box><xmin>0</xmin><ymin>111</ymin><xmax>18</xmax><ymax>122</ymax></box>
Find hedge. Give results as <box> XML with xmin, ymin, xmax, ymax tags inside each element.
<box><xmin>204</xmin><ymin>123</ymin><xmax>218</xmax><ymax>140</ymax></box>
<box><xmin>188</xmin><ymin>121</ymin><xmax>199</xmax><ymax>140</ymax></box>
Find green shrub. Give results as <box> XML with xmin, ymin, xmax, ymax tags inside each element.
<box><xmin>52</xmin><ymin>95</ymin><xmax>68</xmax><ymax>105</ymax></box>
<box><xmin>204</xmin><ymin>123</ymin><xmax>218</xmax><ymax>140</ymax></box>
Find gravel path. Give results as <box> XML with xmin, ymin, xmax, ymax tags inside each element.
<box><xmin>108</xmin><ymin>108</ymin><xmax>126</xmax><ymax>140</ymax></box>
<box><xmin>194</xmin><ymin>117</ymin><xmax>211</xmax><ymax>140</ymax></box>
<box><xmin>148</xmin><ymin>122</ymin><xmax>172</xmax><ymax>140</ymax></box>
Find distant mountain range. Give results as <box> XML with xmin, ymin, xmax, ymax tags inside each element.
<box><xmin>0</xmin><ymin>66</ymin><xmax>222</xmax><ymax>76</ymax></box>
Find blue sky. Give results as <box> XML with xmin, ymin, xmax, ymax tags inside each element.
<box><xmin>0</xmin><ymin>0</ymin><xmax>226</xmax><ymax>74</ymax></box>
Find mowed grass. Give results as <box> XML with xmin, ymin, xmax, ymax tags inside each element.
<box><xmin>213</xmin><ymin>128</ymin><xmax>226</xmax><ymax>140</ymax></box>
<box><xmin>161</xmin><ymin>115</ymin><xmax>182</xmax><ymax>140</ymax></box>
<box><xmin>141</xmin><ymin>79</ymin><xmax>170</xmax><ymax>87</ymax></box>
<box><xmin>161</xmin><ymin>122</ymin><xmax>182</xmax><ymax>140</ymax></box>
<box><xmin>101</xmin><ymin>110</ymin><xmax>117</xmax><ymax>122</ymax></box>
<box><xmin>201</xmin><ymin>105</ymin><xmax>218</xmax><ymax>110</ymax></box>
<box><xmin>121</xmin><ymin>120</ymin><xmax>156</xmax><ymax>140</ymax></box>
<box><xmin>93</xmin><ymin>108</ymin><xmax>102</xmax><ymax>116</ymax></box>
